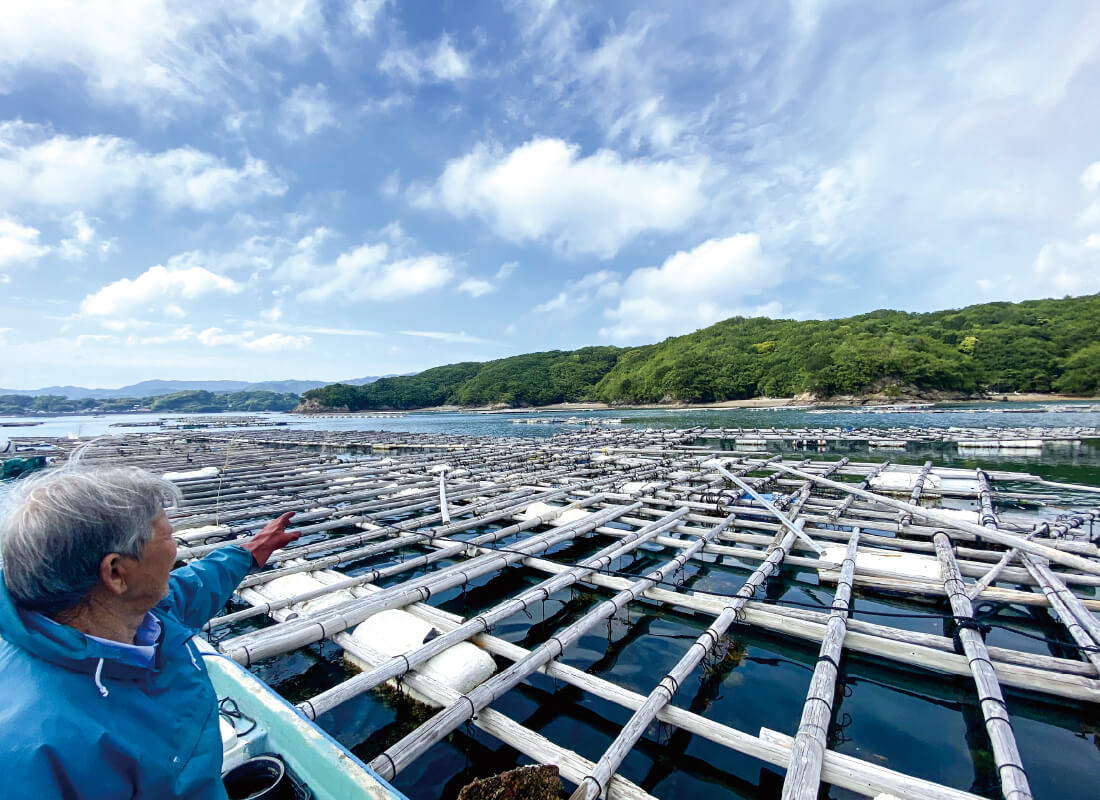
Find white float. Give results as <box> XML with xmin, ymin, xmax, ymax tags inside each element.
<box><xmin>817</xmin><ymin>545</ymin><xmax>941</xmax><ymax>581</ymax></box>
<box><xmin>258</xmin><ymin>573</ymin><xmax>357</xmax><ymax>618</ymax></box>
<box><xmin>928</xmin><ymin>507</ymin><xmax>981</xmax><ymax>524</ymax></box>
<box><xmin>618</xmin><ymin>480</ymin><xmax>665</xmax><ymax>494</ymax></box>
<box><xmin>345</xmin><ymin>609</ymin><xmax>496</xmax><ymax>706</ymax></box>
<box><xmin>173</xmin><ymin>523</ymin><xmax>232</xmax><ymax>543</ymax></box>
<box><xmin>517</xmin><ymin>502</ymin><xmax>592</xmax><ymax>524</ymax></box>
<box><xmin>869</xmin><ymin>471</ymin><xmax>942</xmax><ymax>492</ymax></box>
<box><xmin>162</xmin><ymin>466</ymin><xmax>220</xmax><ymax>481</ymax></box>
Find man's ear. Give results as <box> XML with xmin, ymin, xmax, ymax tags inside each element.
<box><xmin>98</xmin><ymin>553</ymin><xmax>128</xmax><ymax>596</ymax></box>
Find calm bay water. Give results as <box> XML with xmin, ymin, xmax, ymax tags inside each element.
<box><xmin>5</xmin><ymin>403</ymin><xmax>1100</xmax><ymax>797</ymax></box>
<box><xmin>6</xmin><ymin>401</ymin><xmax>1100</xmax><ymax>487</ymax></box>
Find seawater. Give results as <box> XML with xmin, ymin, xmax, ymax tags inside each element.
<box><xmin>5</xmin><ymin>404</ymin><xmax>1100</xmax><ymax>797</ymax></box>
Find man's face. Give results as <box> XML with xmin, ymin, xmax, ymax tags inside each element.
<box><xmin>124</xmin><ymin>510</ymin><xmax>178</xmax><ymax>608</ymax></box>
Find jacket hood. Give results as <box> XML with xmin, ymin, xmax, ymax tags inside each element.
<box><xmin>0</xmin><ymin>569</ymin><xmax>161</xmax><ymax>681</ymax></box>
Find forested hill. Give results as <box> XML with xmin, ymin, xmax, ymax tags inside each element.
<box><xmin>300</xmin><ymin>294</ymin><xmax>1100</xmax><ymax>411</ymax></box>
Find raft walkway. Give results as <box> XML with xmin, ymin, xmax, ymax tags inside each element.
<box><xmin>41</xmin><ymin>428</ymin><xmax>1100</xmax><ymax>799</ymax></box>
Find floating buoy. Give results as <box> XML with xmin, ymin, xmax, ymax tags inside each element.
<box><xmin>869</xmin><ymin>471</ymin><xmax>942</xmax><ymax>492</ymax></box>
<box><xmin>260</xmin><ymin>573</ymin><xmax>357</xmax><ymax>618</ymax></box>
<box><xmin>817</xmin><ymin>545</ymin><xmax>941</xmax><ymax>581</ymax></box>
<box><xmin>162</xmin><ymin>466</ymin><xmax>220</xmax><ymax>481</ymax></box>
<box><xmin>345</xmin><ymin>609</ymin><xmax>495</xmax><ymax>706</ymax></box>
<box><xmin>517</xmin><ymin>502</ymin><xmax>592</xmax><ymax>524</ymax></box>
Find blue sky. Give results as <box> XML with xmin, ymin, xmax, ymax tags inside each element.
<box><xmin>1</xmin><ymin>1</ymin><xmax>1098</xmax><ymax>389</ymax></box>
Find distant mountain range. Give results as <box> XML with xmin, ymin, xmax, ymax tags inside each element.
<box><xmin>0</xmin><ymin>376</ymin><xmax>390</xmax><ymax>400</ymax></box>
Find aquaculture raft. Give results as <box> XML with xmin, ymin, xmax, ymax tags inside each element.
<box><xmin>59</xmin><ymin>429</ymin><xmax>1100</xmax><ymax>799</ymax></box>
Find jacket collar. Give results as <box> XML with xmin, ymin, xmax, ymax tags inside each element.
<box><xmin>0</xmin><ymin>570</ymin><xmax>163</xmax><ymax>679</ymax></box>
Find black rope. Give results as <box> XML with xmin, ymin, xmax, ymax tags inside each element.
<box><xmin>218</xmin><ymin>697</ymin><xmax>257</xmax><ymax>736</ymax></box>
<box><xmin>376</xmin><ymin>751</ymin><xmax>398</xmax><ymax>779</ymax></box>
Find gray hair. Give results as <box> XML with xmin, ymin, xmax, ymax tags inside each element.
<box><xmin>0</xmin><ymin>466</ymin><xmax>182</xmax><ymax>614</ymax></box>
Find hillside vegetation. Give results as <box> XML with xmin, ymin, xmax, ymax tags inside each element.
<box><xmin>0</xmin><ymin>390</ymin><xmax>299</xmax><ymax>415</ymax></box>
<box><xmin>300</xmin><ymin>294</ymin><xmax>1100</xmax><ymax>410</ymax></box>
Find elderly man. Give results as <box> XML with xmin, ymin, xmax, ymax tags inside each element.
<box><xmin>0</xmin><ymin>466</ymin><xmax>300</xmax><ymax>798</ymax></box>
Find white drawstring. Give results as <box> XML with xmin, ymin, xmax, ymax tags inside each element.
<box><xmin>187</xmin><ymin>642</ymin><xmax>201</xmax><ymax>671</ymax></box>
<box><xmin>94</xmin><ymin>658</ymin><xmax>109</xmax><ymax>697</ymax></box>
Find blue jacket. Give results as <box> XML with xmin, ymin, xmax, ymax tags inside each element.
<box><xmin>0</xmin><ymin>546</ymin><xmax>254</xmax><ymax>799</ymax></box>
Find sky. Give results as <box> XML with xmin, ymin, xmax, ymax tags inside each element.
<box><xmin>1</xmin><ymin>0</ymin><xmax>1098</xmax><ymax>389</ymax></box>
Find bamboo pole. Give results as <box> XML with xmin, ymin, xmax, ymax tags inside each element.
<box><xmin>773</xmin><ymin>464</ymin><xmax>1100</xmax><ymax>576</ymax></box>
<box><xmin>367</xmin><ymin>512</ymin><xmax>742</xmax><ymax>782</ymax></box>
<box><xmin>899</xmin><ymin>460</ymin><xmax>933</xmax><ymax>526</ymax></box>
<box><xmin>209</xmin><ymin>492</ymin><xmax>615</xmax><ymax>629</ymax></box>
<box><xmin>219</xmin><ymin>502</ymin><xmax>642</xmax><ymax>665</ymax></box>
<box><xmin>334</xmin><ymin>632</ymin><xmax>657</xmax><ymax>800</ymax></box>
<box><xmin>206</xmin><ymin>493</ymin><xmax>612</xmax><ymax>629</ymax></box>
<box><xmin>829</xmin><ymin>461</ymin><xmax>889</xmax><ymax>521</ymax></box>
<box><xmin>933</xmin><ymin>532</ymin><xmax>1032</xmax><ymax>800</ymax></box>
<box><xmin>713</xmin><ymin>464</ymin><xmax>823</xmax><ymax>554</ymax></box>
<box><xmin>297</xmin><ymin>506</ymin><xmax>693</xmax><ymax>720</ymax></box>
<box><xmin>507</xmin><ymin>553</ymin><xmax>1100</xmax><ymax>702</ymax></box>
<box><xmin>376</xmin><ymin>569</ymin><xmax>987</xmax><ymax>800</ymax></box>
<box><xmin>569</xmin><ymin>513</ymin><xmax>807</xmax><ymax>799</ymax></box>
<box><xmin>781</xmin><ymin>527</ymin><xmax>860</xmax><ymax>800</ymax></box>
<box><xmin>1021</xmin><ymin>557</ymin><xmax>1100</xmax><ymax>675</ymax></box>
<box><xmin>968</xmin><ymin>472</ymin><xmax>1100</xmax><ymax>674</ymax></box>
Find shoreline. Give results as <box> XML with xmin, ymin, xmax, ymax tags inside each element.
<box><xmin>296</xmin><ymin>392</ymin><xmax>1098</xmax><ymax>415</ymax></box>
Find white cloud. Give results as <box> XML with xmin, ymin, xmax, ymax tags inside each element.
<box><xmin>287</xmin><ymin>326</ymin><xmax>379</xmax><ymax>337</ymax></box>
<box><xmin>196</xmin><ymin>327</ymin><xmax>310</xmax><ymax>351</ymax></box>
<box><xmin>279</xmin><ymin>83</ymin><xmax>337</xmax><ymax>139</ymax></box>
<box><xmin>0</xmin><ymin>121</ymin><xmax>286</xmax><ymax>213</ymax></box>
<box><xmin>224</xmin><ymin>110</ymin><xmax>261</xmax><ymax>135</ymax></box>
<box><xmin>1032</xmin><ymin>240</ymin><xmax>1100</xmax><ymax>296</ymax></box>
<box><xmin>399</xmin><ymin>330</ymin><xmax>495</xmax><ymax>344</ymax></box>
<box><xmin>1080</xmin><ymin>162</ymin><xmax>1100</xmax><ymax>192</ymax></box>
<box><xmin>454</xmin><ymin>257</ymin><xmax>518</xmax><ymax>298</ymax></box>
<box><xmin>348</xmin><ymin>0</ymin><xmax>389</xmax><ymax>36</ymax></box>
<box><xmin>380</xmin><ymin>171</ymin><xmax>401</xmax><ymax>197</ymax></box>
<box><xmin>101</xmin><ymin>318</ymin><xmax>151</xmax><ymax>332</ymax></box>
<box><xmin>81</xmin><ymin>264</ymin><xmax>242</xmax><ymax>316</ymax></box>
<box><xmin>245</xmin><ymin>333</ymin><xmax>311</xmax><ymax>351</ymax></box>
<box><xmin>458</xmin><ymin>278</ymin><xmax>494</xmax><ymax>297</ymax></box>
<box><xmin>298</xmin><ymin>241</ymin><xmax>454</xmax><ymax>303</ymax></box>
<box><xmin>362</xmin><ymin>93</ymin><xmax>412</xmax><ymax>115</ymax></box>
<box><xmin>76</xmin><ymin>334</ymin><xmax>114</xmax><ymax>347</ymax></box>
<box><xmin>168</xmin><ymin>235</ymin><xmax>283</xmax><ymax>277</ymax></box>
<box><xmin>138</xmin><ymin>325</ymin><xmax>195</xmax><ymax>345</ymax></box>
<box><xmin>59</xmin><ymin>211</ymin><xmax>114</xmax><ymax>260</ymax></box>
<box><xmin>0</xmin><ymin>216</ymin><xmax>49</xmax><ymax>267</ymax></box>
<box><xmin>418</xmin><ymin>138</ymin><xmax>706</xmax><ymax>257</ymax></box>
<box><xmin>0</xmin><ymin>1</ymin><xmax>328</xmax><ymax>117</ymax></box>
<box><xmin>0</xmin><ymin>273</ymin><xmax>11</xmax><ymax>284</ymax></box>
<box><xmin>600</xmin><ymin>234</ymin><xmax>782</xmax><ymax>341</ymax></box>
<box><xmin>380</xmin><ymin>35</ymin><xmax>472</xmax><ymax>84</ymax></box>
<box><xmin>274</xmin><ymin>228</ymin><xmax>334</xmax><ymax>282</ymax></box>
<box><xmin>534</xmin><ymin>270</ymin><xmax>619</xmax><ymax>315</ymax></box>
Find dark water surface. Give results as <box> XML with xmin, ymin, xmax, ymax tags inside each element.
<box><xmin>5</xmin><ymin>404</ymin><xmax>1100</xmax><ymax>797</ymax></box>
